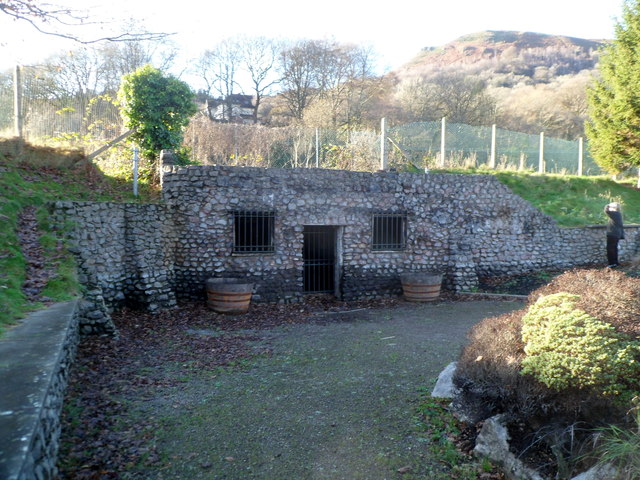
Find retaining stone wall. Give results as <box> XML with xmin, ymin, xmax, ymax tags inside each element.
<box><xmin>0</xmin><ymin>301</ymin><xmax>79</xmax><ymax>480</ymax></box>
<box><xmin>50</xmin><ymin>202</ymin><xmax>178</xmax><ymax>334</ymax></box>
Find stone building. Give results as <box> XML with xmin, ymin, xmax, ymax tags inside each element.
<box><xmin>161</xmin><ymin>163</ymin><xmax>640</xmax><ymax>303</ymax></box>
<box><xmin>52</xmin><ymin>158</ymin><xmax>640</xmax><ymax>333</ymax></box>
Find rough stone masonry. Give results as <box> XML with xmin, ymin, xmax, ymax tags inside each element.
<box><xmin>52</xmin><ymin>158</ymin><xmax>640</xmax><ymax>333</ymax></box>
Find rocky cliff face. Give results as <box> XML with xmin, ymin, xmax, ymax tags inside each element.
<box><xmin>393</xmin><ymin>30</ymin><xmax>605</xmax><ymax>81</ymax></box>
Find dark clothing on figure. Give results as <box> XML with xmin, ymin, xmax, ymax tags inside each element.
<box><xmin>605</xmin><ymin>210</ymin><xmax>624</xmax><ymax>240</ymax></box>
<box><xmin>607</xmin><ymin>236</ymin><xmax>620</xmax><ymax>266</ymax></box>
<box><xmin>605</xmin><ymin>205</ymin><xmax>624</xmax><ymax>266</ymax></box>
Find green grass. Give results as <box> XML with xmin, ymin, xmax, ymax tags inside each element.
<box><xmin>591</xmin><ymin>398</ymin><xmax>640</xmax><ymax>479</ymax></box>
<box><xmin>0</xmin><ymin>140</ymin><xmax>152</xmax><ymax>333</ymax></box>
<box><xmin>414</xmin><ymin>395</ymin><xmax>500</xmax><ymax>479</ymax></box>
<box><xmin>494</xmin><ymin>172</ymin><xmax>640</xmax><ymax>227</ymax></box>
<box><xmin>432</xmin><ymin>167</ymin><xmax>640</xmax><ymax>227</ymax></box>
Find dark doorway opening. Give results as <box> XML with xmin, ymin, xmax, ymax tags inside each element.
<box><xmin>303</xmin><ymin>226</ymin><xmax>337</xmax><ymax>294</ymax></box>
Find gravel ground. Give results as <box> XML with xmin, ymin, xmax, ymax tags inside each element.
<box><xmin>58</xmin><ymin>298</ymin><xmax>522</xmax><ymax>480</ymax></box>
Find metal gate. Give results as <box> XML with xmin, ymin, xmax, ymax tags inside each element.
<box><xmin>303</xmin><ymin>226</ymin><xmax>336</xmax><ymax>293</ymax></box>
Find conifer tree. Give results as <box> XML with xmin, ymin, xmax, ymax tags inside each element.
<box><xmin>586</xmin><ymin>0</ymin><xmax>640</xmax><ymax>173</ymax></box>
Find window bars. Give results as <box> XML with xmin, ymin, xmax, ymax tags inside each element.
<box><xmin>372</xmin><ymin>213</ymin><xmax>407</xmax><ymax>251</ymax></box>
<box><xmin>233</xmin><ymin>210</ymin><xmax>275</xmax><ymax>253</ymax></box>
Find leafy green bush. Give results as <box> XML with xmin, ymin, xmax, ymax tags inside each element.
<box><xmin>118</xmin><ymin>65</ymin><xmax>197</xmax><ymax>163</ymax></box>
<box><xmin>521</xmin><ymin>292</ymin><xmax>640</xmax><ymax>401</ymax></box>
<box><xmin>454</xmin><ymin>269</ymin><xmax>640</xmax><ymax>426</ymax></box>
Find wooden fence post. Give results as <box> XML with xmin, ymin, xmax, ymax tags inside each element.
<box><xmin>578</xmin><ymin>137</ymin><xmax>584</xmax><ymax>176</ymax></box>
<box><xmin>538</xmin><ymin>132</ymin><xmax>545</xmax><ymax>173</ymax></box>
<box><xmin>489</xmin><ymin>124</ymin><xmax>496</xmax><ymax>168</ymax></box>
<box><xmin>439</xmin><ymin>117</ymin><xmax>446</xmax><ymax>167</ymax></box>
<box><xmin>13</xmin><ymin>65</ymin><xmax>23</xmax><ymax>139</ymax></box>
<box><xmin>380</xmin><ymin>118</ymin><xmax>387</xmax><ymax>171</ymax></box>
<box><xmin>315</xmin><ymin>128</ymin><xmax>320</xmax><ymax>168</ymax></box>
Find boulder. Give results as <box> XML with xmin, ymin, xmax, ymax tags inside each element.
<box><xmin>474</xmin><ymin>415</ymin><xmax>547</xmax><ymax>480</ymax></box>
<box><xmin>431</xmin><ymin>362</ymin><xmax>459</xmax><ymax>398</ymax></box>
<box><xmin>570</xmin><ymin>463</ymin><xmax>617</xmax><ymax>480</ymax></box>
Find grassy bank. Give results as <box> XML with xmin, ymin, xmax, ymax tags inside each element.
<box><xmin>0</xmin><ymin>139</ymin><xmax>151</xmax><ymax>332</ymax></box>
<box><xmin>493</xmin><ymin>171</ymin><xmax>640</xmax><ymax>226</ymax></box>
<box><xmin>3</xmin><ymin>141</ymin><xmax>640</xmax><ymax>331</ymax></box>
<box><xmin>432</xmin><ymin>167</ymin><xmax>640</xmax><ymax>227</ymax></box>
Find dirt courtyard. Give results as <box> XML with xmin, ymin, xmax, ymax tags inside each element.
<box><xmin>57</xmin><ymin>297</ymin><xmax>522</xmax><ymax>480</ymax></box>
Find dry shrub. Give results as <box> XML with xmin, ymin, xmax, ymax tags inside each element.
<box><xmin>530</xmin><ymin>268</ymin><xmax>640</xmax><ymax>337</ymax></box>
<box><xmin>0</xmin><ymin>137</ymin><xmax>85</xmax><ymax>169</ymax></box>
<box><xmin>454</xmin><ymin>309</ymin><xmax>570</xmax><ymax>425</ymax></box>
<box><xmin>184</xmin><ymin>117</ymin><xmax>314</xmax><ymax>167</ymax></box>
<box><xmin>458</xmin><ymin>310</ymin><xmax>525</xmax><ymax>386</ymax></box>
<box><xmin>454</xmin><ymin>268</ymin><xmax>640</xmax><ymax>427</ymax></box>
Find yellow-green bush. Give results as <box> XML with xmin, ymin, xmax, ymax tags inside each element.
<box><xmin>454</xmin><ymin>270</ymin><xmax>640</xmax><ymax>478</ymax></box>
<box><xmin>521</xmin><ymin>293</ymin><xmax>640</xmax><ymax>401</ymax></box>
<box><xmin>454</xmin><ymin>269</ymin><xmax>640</xmax><ymax>425</ymax></box>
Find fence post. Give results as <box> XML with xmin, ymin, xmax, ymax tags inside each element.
<box><xmin>13</xmin><ymin>65</ymin><xmax>23</xmax><ymax>139</ymax></box>
<box><xmin>380</xmin><ymin>117</ymin><xmax>387</xmax><ymax>171</ymax></box>
<box><xmin>489</xmin><ymin>124</ymin><xmax>496</xmax><ymax>168</ymax></box>
<box><xmin>133</xmin><ymin>147</ymin><xmax>139</xmax><ymax>197</ymax></box>
<box><xmin>578</xmin><ymin>137</ymin><xmax>584</xmax><ymax>176</ymax></box>
<box><xmin>538</xmin><ymin>132</ymin><xmax>545</xmax><ymax>174</ymax></box>
<box><xmin>315</xmin><ymin>128</ymin><xmax>320</xmax><ymax>168</ymax></box>
<box><xmin>439</xmin><ymin>117</ymin><xmax>446</xmax><ymax>167</ymax></box>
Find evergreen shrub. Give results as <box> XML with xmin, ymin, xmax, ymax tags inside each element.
<box><xmin>454</xmin><ymin>269</ymin><xmax>640</xmax><ymax>425</ymax></box>
<box><xmin>521</xmin><ymin>292</ymin><xmax>640</xmax><ymax>402</ymax></box>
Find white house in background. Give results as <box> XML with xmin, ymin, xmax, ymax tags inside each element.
<box><xmin>205</xmin><ymin>95</ymin><xmax>256</xmax><ymax>123</ymax></box>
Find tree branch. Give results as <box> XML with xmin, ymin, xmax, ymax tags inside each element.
<box><xmin>0</xmin><ymin>1</ymin><xmax>173</xmax><ymax>43</ymax></box>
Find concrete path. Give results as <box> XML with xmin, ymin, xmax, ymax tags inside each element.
<box><xmin>135</xmin><ymin>300</ymin><xmax>522</xmax><ymax>480</ymax></box>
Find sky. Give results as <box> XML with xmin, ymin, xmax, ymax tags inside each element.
<box><xmin>0</xmin><ymin>0</ymin><xmax>625</xmax><ymax>82</ymax></box>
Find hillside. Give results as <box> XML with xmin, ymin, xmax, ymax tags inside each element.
<box><xmin>394</xmin><ymin>30</ymin><xmax>605</xmax><ymax>82</ymax></box>
<box><xmin>0</xmin><ymin>139</ymin><xmax>151</xmax><ymax>331</ymax></box>
<box><xmin>4</xmin><ymin>139</ymin><xmax>640</xmax><ymax>333</ymax></box>
<box><xmin>384</xmin><ymin>30</ymin><xmax>610</xmax><ymax>139</ymax></box>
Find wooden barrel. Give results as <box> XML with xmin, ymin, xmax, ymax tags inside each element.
<box><xmin>400</xmin><ymin>273</ymin><xmax>442</xmax><ymax>302</ymax></box>
<box><xmin>206</xmin><ymin>278</ymin><xmax>254</xmax><ymax>314</ymax></box>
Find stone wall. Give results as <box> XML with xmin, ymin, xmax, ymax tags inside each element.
<box><xmin>50</xmin><ymin>201</ymin><xmax>178</xmax><ymax>334</ymax></box>
<box><xmin>0</xmin><ymin>301</ymin><xmax>79</xmax><ymax>480</ymax></box>
<box><xmin>53</xmin><ymin>165</ymin><xmax>640</xmax><ymax>311</ymax></box>
<box><xmin>161</xmin><ymin>165</ymin><xmax>640</xmax><ymax>301</ymax></box>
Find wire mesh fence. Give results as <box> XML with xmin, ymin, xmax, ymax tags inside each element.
<box><xmin>0</xmin><ymin>66</ymin><xmax>602</xmax><ymax>175</ymax></box>
<box><xmin>0</xmin><ymin>66</ymin><xmax>123</xmax><ymax>144</ymax></box>
<box><xmin>389</xmin><ymin>121</ymin><xmax>602</xmax><ymax>175</ymax></box>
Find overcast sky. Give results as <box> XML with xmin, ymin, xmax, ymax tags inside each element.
<box><xmin>0</xmin><ymin>0</ymin><xmax>624</xmax><ymax>75</ymax></box>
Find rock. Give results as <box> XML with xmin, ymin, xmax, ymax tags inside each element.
<box><xmin>473</xmin><ymin>415</ymin><xmax>547</xmax><ymax>480</ymax></box>
<box><xmin>570</xmin><ymin>463</ymin><xmax>617</xmax><ymax>480</ymax></box>
<box><xmin>431</xmin><ymin>362</ymin><xmax>459</xmax><ymax>398</ymax></box>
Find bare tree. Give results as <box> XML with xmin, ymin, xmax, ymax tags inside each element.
<box><xmin>322</xmin><ymin>43</ymin><xmax>379</xmax><ymax>131</ymax></box>
<box><xmin>278</xmin><ymin>39</ymin><xmax>381</xmax><ymax>129</ymax></box>
<box><xmin>240</xmin><ymin>36</ymin><xmax>280</xmax><ymax>123</ymax></box>
<box><xmin>278</xmin><ymin>39</ymin><xmax>326</xmax><ymax>122</ymax></box>
<box><xmin>196</xmin><ymin>38</ymin><xmax>243</xmax><ymax>121</ymax></box>
<box><xmin>397</xmin><ymin>73</ymin><xmax>496</xmax><ymax>125</ymax></box>
<box><xmin>98</xmin><ymin>33</ymin><xmax>178</xmax><ymax>91</ymax></box>
<box><xmin>0</xmin><ymin>0</ymin><xmax>170</xmax><ymax>42</ymax></box>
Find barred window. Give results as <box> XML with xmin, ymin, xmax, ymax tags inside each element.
<box><xmin>372</xmin><ymin>213</ymin><xmax>406</xmax><ymax>251</ymax></box>
<box><xmin>233</xmin><ymin>211</ymin><xmax>275</xmax><ymax>253</ymax></box>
